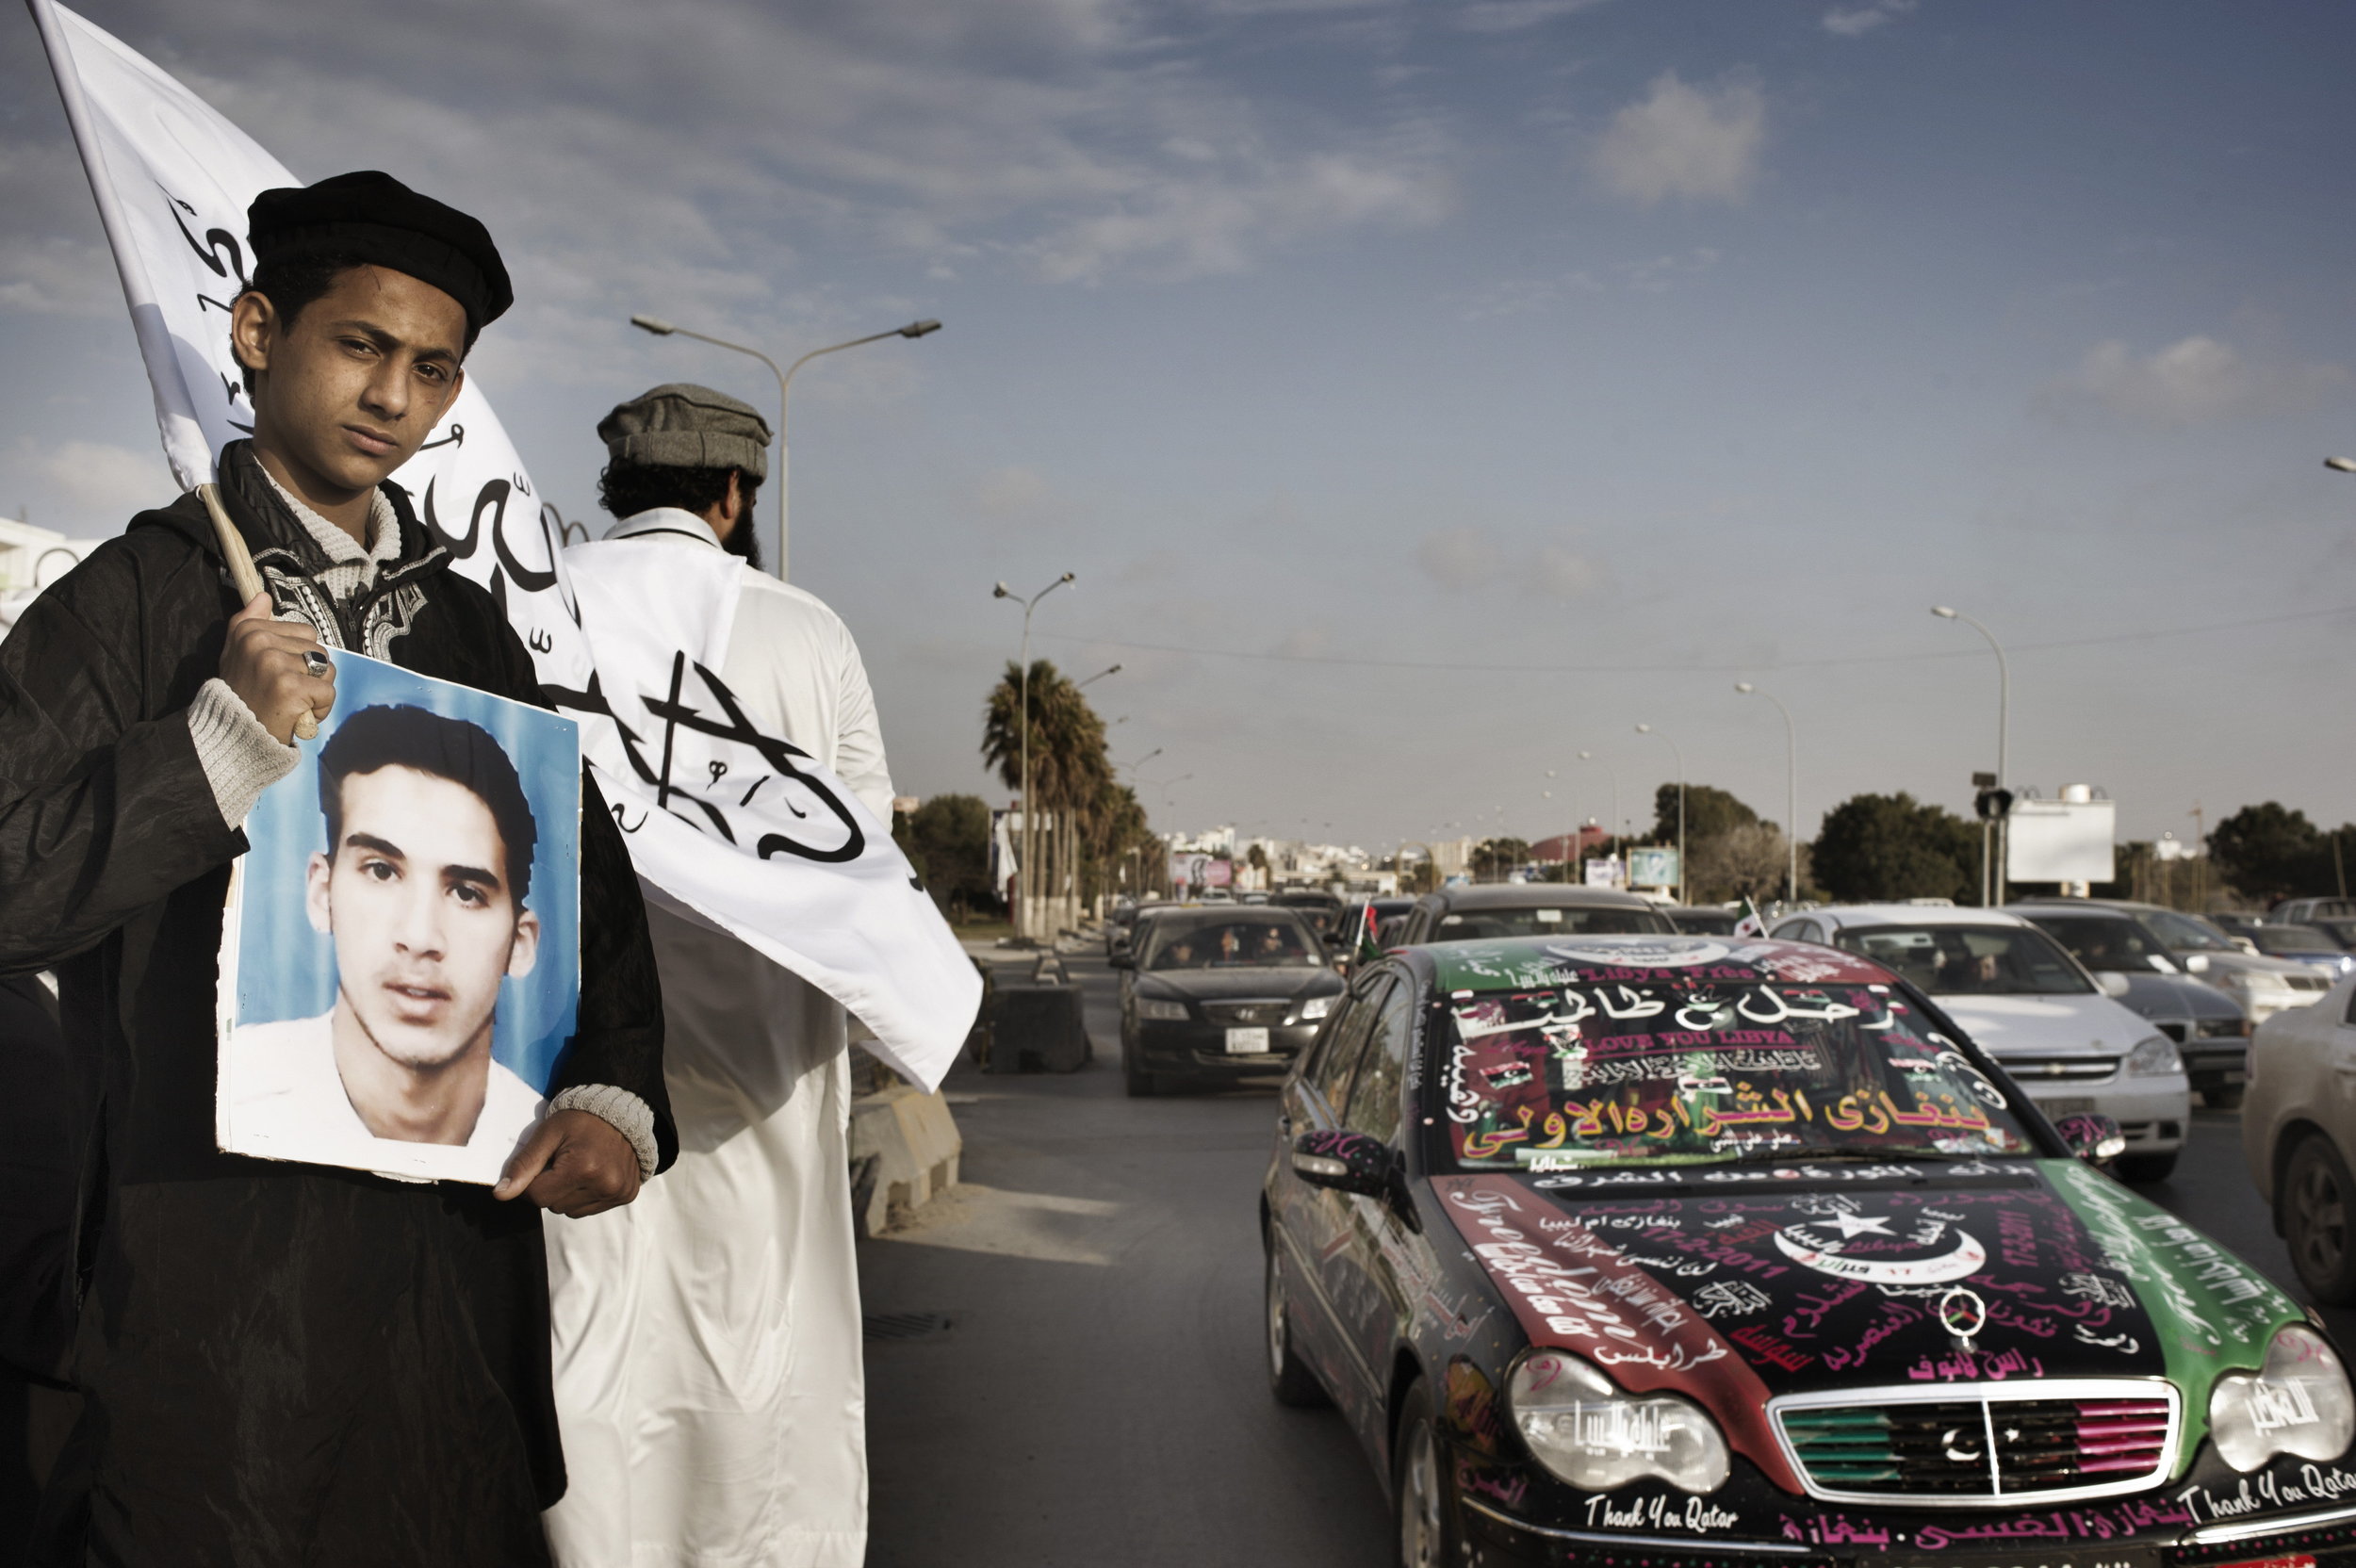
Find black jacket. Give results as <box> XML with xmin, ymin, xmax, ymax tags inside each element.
<box><xmin>0</xmin><ymin>449</ymin><xmax>673</xmax><ymax>1567</ymax></box>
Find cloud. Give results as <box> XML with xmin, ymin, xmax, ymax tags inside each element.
<box><xmin>1455</xmin><ymin>0</ymin><xmax>1606</xmax><ymax>35</ymax></box>
<box><xmin>1529</xmin><ymin>542</ymin><xmax>1601</xmax><ymax>597</ymax></box>
<box><xmin>1593</xmin><ymin>72</ymin><xmax>1766</xmax><ymax>205</ymax></box>
<box><xmin>17</xmin><ymin>438</ymin><xmax>175</xmax><ymax>521</ymax></box>
<box><xmin>1822</xmin><ymin>0</ymin><xmax>1916</xmax><ymax>36</ymax></box>
<box><xmin>977</xmin><ymin>465</ymin><xmax>1055</xmax><ymax>517</ymax></box>
<box><xmin>1416</xmin><ymin>525</ymin><xmax>1499</xmax><ymax>588</ymax></box>
<box><xmin>1622</xmin><ymin>246</ymin><xmax>1721</xmax><ymax>292</ymax></box>
<box><xmin>2051</xmin><ymin>335</ymin><xmax>2347</xmax><ymax>426</ymax></box>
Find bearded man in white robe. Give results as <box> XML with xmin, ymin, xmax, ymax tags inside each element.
<box><xmin>543</xmin><ymin>384</ymin><xmax>892</xmax><ymax>1568</ymax></box>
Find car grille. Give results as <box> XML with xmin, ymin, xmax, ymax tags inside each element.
<box><xmin>2285</xmin><ymin>973</ymin><xmax>2331</xmax><ymax>993</ymax></box>
<box><xmin>1775</xmin><ymin>1383</ymin><xmax>2176</xmax><ymax>1505</ymax></box>
<box><xmin>2156</xmin><ymin>1021</ymin><xmax>2188</xmax><ymax>1042</ymax></box>
<box><xmin>1202</xmin><ymin>1001</ymin><xmax>1290</xmax><ymax>1026</ymax></box>
<box><xmin>1999</xmin><ymin>1055</ymin><xmax>2118</xmax><ymax>1083</ymax></box>
<box><xmin>2194</xmin><ymin>1018</ymin><xmax>2248</xmax><ymax>1039</ymax></box>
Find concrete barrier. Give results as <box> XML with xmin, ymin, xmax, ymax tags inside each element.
<box><xmin>848</xmin><ymin>1084</ymin><xmax>963</xmax><ymax>1238</ymax></box>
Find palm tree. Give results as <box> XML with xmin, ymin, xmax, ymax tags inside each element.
<box><xmin>983</xmin><ymin>660</ymin><xmax>1116</xmax><ymax>933</ymax></box>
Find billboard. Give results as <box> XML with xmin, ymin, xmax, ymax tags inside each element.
<box><xmin>2007</xmin><ymin>798</ymin><xmax>2116</xmax><ymax>885</ymax></box>
<box><xmin>1627</xmin><ymin>846</ymin><xmax>1680</xmax><ymax>890</ymax></box>
<box><xmin>1582</xmin><ymin>858</ymin><xmax>1627</xmax><ymax>889</ymax></box>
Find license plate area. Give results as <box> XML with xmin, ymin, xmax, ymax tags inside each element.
<box><xmin>1862</xmin><ymin>1551</ymin><xmax>2160</xmax><ymax>1568</ymax></box>
<box><xmin>2037</xmin><ymin>1096</ymin><xmax>2097</xmax><ymax>1115</ymax></box>
<box><xmin>1225</xmin><ymin>1026</ymin><xmax>1270</xmax><ymax>1054</ymax></box>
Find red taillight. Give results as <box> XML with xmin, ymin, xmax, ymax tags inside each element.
<box><xmin>2211</xmin><ymin>1555</ymin><xmax>2315</xmax><ymax>1568</ymax></box>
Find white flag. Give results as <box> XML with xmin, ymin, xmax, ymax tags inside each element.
<box><xmin>30</xmin><ymin>0</ymin><xmax>979</xmax><ymax>1088</ymax></box>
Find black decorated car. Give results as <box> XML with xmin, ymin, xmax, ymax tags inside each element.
<box><xmin>1114</xmin><ymin>906</ymin><xmax>1344</xmax><ymax>1096</ymax></box>
<box><xmin>1262</xmin><ymin>934</ymin><xmax>2356</xmax><ymax>1568</ymax></box>
<box><xmin>1395</xmin><ymin>884</ymin><xmax>1675</xmax><ymax>946</ymax></box>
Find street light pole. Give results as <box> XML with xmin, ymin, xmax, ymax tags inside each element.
<box><xmin>994</xmin><ymin>573</ymin><xmax>1074</xmax><ymax>941</ymax></box>
<box><xmin>1933</xmin><ymin>606</ymin><xmax>2010</xmax><ymax>905</ymax></box>
<box><xmin>1634</xmin><ymin>724</ymin><xmax>1686</xmax><ymax>904</ymax></box>
<box><xmin>630</xmin><ymin>314</ymin><xmax>941</xmax><ymax>581</ymax></box>
<box><xmin>1735</xmin><ymin>682</ymin><xmax>1799</xmax><ymax>905</ymax></box>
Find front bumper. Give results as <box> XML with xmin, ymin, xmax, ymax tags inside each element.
<box><xmin>2013</xmin><ymin>1075</ymin><xmax>2190</xmax><ymax>1152</ymax></box>
<box><xmin>1130</xmin><ymin>1018</ymin><xmax>1317</xmax><ymax>1075</ymax></box>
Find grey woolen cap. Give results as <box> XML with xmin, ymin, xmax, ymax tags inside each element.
<box><xmin>597</xmin><ymin>384</ymin><xmax>771</xmax><ymax>480</ymax></box>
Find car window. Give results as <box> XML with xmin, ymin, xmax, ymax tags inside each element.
<box><xmin>1142</xmin><ymin>913</ymin><xmax>1323</xmax><ymax>970</ymax></box>
<box><xmin>1435</xmin><ymin>976</ymin><xmax>2036</xmax><ymax>1171</ymax></box>
<box><xmin>1307</xmin><ymin>975</ymin><xmax>1390</xmax><ymax>1108</ymax></box>
<box><xmin>2256</xmin><ymin>926</ymin><xmax>2340</xmax><ymax>956</ymax></box>
<box><xmin>1831</xmin><ymin>923</ymin><xmax>2091</xmax><ymax>995</ymax></box>
<box><xmin>2346</xmin><ymin>983</ymin><xmax>2356</xmax><ymax>1028</ymax></box>
<box><xmin>2136</xmin><ymin>909</ymin><xmax>2236</xmax><ymax>952</ymax></box>
<box><xmin>2027</xmin><ymin>914</ymin><xmax>2168</xmax><ymax>971</ymax></box>
<box><xmin>1340</xmin><ymin>987</ymin><xmax>1415</xmax><ymax>1144</ymax></box>
<box><xmin>1433</xmin><ymin>906</ymin><xmax>1671</xmax><ymax>939</ymax></box>
<box><xmin>1775</xmin><ymin>919</ymin><xmax>1823</xmax><ymax>944</ymax></box>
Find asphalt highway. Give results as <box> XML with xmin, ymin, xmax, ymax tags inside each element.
<box><xmin>857</xmin><ymin>949</ymin><xmax>2347</xmax><ymax>1566</ymax></box>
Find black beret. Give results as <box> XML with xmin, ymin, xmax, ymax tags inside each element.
<box><xmin>247</xmin><ymin>171</ymin><xmax>513</xmax><ymax>333</ymax></box>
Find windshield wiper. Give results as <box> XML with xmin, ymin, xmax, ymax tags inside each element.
<box><xmin>1725</xmin><ymin>1146</ymin><xmax>1959</xmax><ymax>1165</ymax></box>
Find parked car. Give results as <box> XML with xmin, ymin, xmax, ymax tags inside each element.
<box><xmin>2248</xmin><ymin>923</ymin><xmax>2356</xmax><ymax>979</ymax></box>
<box><xmin>2244</xmin><ymin>971</ymin><xmax>2356</xmax><ymax>1300</ymax></box>
<box><xmin>1265</xmin><ymin>933</ymin><xmax>2353</xmax><ymax>1566</ymax></box>
<box><xmin>2008</xmin><ymin>902</ymin><xmax>2256</xmax><ymax>1105</ymax></box>
<box><xmin>2275</xmin><ymin>897</ymin><xmax>2356</xmax><ymax>927</ymax></box>
<box><xmin>2014</xmin><ymin>897</ymin><xmax>2331</xmax><ymax>1026</ymax></box>
<box><xmin>1112</xmin><ymin>907</ymin><xmax>1343</xmax><ymax>1097</ymax></box>
<box><xmin>1393</xmin><ymin>884</ymin><xmax>1673</xmax><ymax>945</ymax></box>
<box><xmin>1773</xmin><ymin>906</ymin><xmax>2188</xmax><ymax>1180</ymax></box>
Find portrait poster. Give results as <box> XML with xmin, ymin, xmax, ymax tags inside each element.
<box><xmin>216</xmin><ymin>652</ymin><xmax>581</xmax><ymax>1184</ymax></box>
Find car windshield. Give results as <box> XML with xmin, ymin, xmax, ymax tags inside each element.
<box><xmin>2254</xmin><ymin>925</ymin><xmax>2340</xmax><ymax>956</ymax></box>
<box><xmin>1143</xmin><ymin>915</ymin><xmax>1322</xmax><ymax>970</ymax></box>
<box><xmin>1830</xmin><ymin>923</ymin><xmax>2091</xmax><ymax>995</ymax></box>
<box><xmin>1436</xmin><ymin>906</ymin><xmax>1669</xmax><ymax>940</ymax></box>
<box><xmin>1436</xmin><ymin>977</ymin><xmax>2036</xmax><ymax>1170</ymax></box>
<box><xmin>2026</xmin><ymin>914</ymin><xmax>2169</xmax><ymax>971</ymax></box>
<box><xmin>2136</xmin><ymin>908</ymin><xmax>2236</xmax><ymax>952</ymax></box>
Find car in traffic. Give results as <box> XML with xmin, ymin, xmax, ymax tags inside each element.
<box><xmin>1113</xmin><ymin>906</ymin><xmax>1344</xmax><ymax>1097</ymax></box>
<box><xmin>1392</xmin><ymin>884</ymin><xmax>1674</xmax><ymax>946</ymax></box>
<box><xmin>2247</xmin><ymin>923</ymin><xmax>2356</xmax><ymax>979</ymax></box>
<box><xmin>1665</xmin><ymin>904</ymin><xmax>1742</xmax><ymax>936</ymax></box>
<box><xmin>2244</xmin><ymin>970</ymin><xmax>2356</xmax><ymax>1302</ymax></box>
<box><xmin>2013</xmin><ymin>897</ymin><xmax>2331</xmax><ymax>1027</ymax></box>
<box><xmin>2008</xmin><ymin>902</ymin><xmax>2256</xmax><ymax>1105</ymax></box>
<box><xmin>1336</xmin><ymin>895</ymin><xmax>1418</xmax><ymax>969</ymax></box>
<box><xmin>2276</xmin><ymin>897</ymin><xmax>2356</xmax><ymax>927</ymax></box>
<box><xmin>1263</xmin><ymin>932</ymin><xmax>2356</xmax><ymax>1568</ymax></box>
<box><xmin>1771</xmin><ymin>906</ymin><xmax>2189</xmax><ymax>1180</ymax></box>
<box><xmin>1272</xmin><ymin>888</ymin><xmax>1345</xmax><ymax>941</ymax></box>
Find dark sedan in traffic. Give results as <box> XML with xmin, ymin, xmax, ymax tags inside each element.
<box><xmin>1114</xmin><ymin>907</ymin><xmax>1344</xmax><ymax>1096</ymax></box>
<box><xmin>1263</xmin><ymin>933</ymin><xmax>2356</xmax><ymax>1567</ymax></box>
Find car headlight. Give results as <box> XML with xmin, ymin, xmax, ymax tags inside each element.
<box><xmin>2210</xmin><ymin>1325</ymin><xmax>2356</xmax><ymax>1471</ymax></box>
<box><xmin>2125</xmin><ymin>1035</ymin><xmax>2182</xmax><ymax>1076</ymax></box>
<box><xmin>1137</xmin><ymin>998</ymin><xmax>1189</xmax><ymax>1021</ymax></box>
<box><xmin>1299</xmin><ymin>995</ymin><xmax>1334</xmax><ymax>1021</ymax></box>
<box><xmin>1507</xmin><ymin>1349</ymin><xmax>1730</xmax><ymax>1494</ymax></box>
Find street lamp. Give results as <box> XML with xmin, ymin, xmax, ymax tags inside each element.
<box><xmin>1077</xmin><ymin>663</ymin><xmax>1122</xmax><ymax>690</ymax></box>
<box><xmin>1735</xmin><ymin>682</ymin><xmax>1799</xmax><ymax>905</ymax></box>
<box><xmin>1634</xmin><ymin>724</ymin><xmax>1686</xmax><ymax>904</ymax></box>
<box><xmin>994</xmin><ymin>572</ymin><xmax>1075</xmax><ymax>940</ymax></box>
<box><xmin>2327</xmin><ymin>457</ymin><xmax>2356</xmax><ymax>473</ymax></box>
<box><xmin>1577</xmin><ymin>750</ymin><xmax>1621</xmax><ymax>884</ymax></box>
<box><xmin>630</xmin><ymin>313</ymin><xmax>941</xmax><ymax>581</ymax></box>
<box><xmin>1932</xmin><ymin>606</ymin><xmax>2010</xmax><ymax>905</ymax></box>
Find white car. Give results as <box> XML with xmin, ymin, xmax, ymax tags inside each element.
<box><xmin>1770</xmin><ymin>904</ymin><xmax>2191</xmax><ymax>1181</ymax></box>
<box><xmin>2243</xmin><ymin>970</ymin><xmax>2356</xmax><ymax>1301</ymax></box>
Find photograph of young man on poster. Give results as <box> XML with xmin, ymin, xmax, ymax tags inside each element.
<box><xmin>227</xmin><ymin>702</ymin><xmax>546</xmax><ymax>1152</ymax></box>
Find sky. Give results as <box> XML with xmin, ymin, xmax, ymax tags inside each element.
<box><xmin>3</xmin><ymin>0</ymin><xmax>2352</xmax><ymax>856</ymax></box>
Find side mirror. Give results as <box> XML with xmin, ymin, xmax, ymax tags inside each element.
<box><xmin>2097</xmin><ymin>971</ymin><xmax>2132</xmax><ymax>998</ymax></box>
<box><xmin>1290</xmin><ymin>1130</ymin><xmax>1397</xmax><ymax>1199</ymax></box>
<box><xmin>1107</xmin><ymin>952</ymin><xmax>1135</xmax><ymax>970</ymax></box>
<box><xmin>2055</xmin><ymin>1112</ymin><xmax>2127</xmax><ymax>1164</ymax></box>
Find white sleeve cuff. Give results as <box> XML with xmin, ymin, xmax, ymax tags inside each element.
<box><xmin>550</xmin><ymin>1084</ymin><xmax>660</xmax><ymax>1178</ymax></box>
<box><xmin>188</xmin><ymin>677</ymin><xmax>298</xmax><ymax>828</ymax></box>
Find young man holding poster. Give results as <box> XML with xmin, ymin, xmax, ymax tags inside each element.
<box><xmin>544</xmin><ymin>384</ymin><xmax>892</xmax><ymax>1568</ymax></box>
<box><xmin>0</xmin><ymin>172</ymin><xmax>672</xmax><ymax>1566</ymax></box>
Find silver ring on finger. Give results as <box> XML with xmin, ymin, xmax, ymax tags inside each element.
<box><xmin>303</xmin><ymin>649</ymin><xmax>332</xmax><ymax>678</ymax></box>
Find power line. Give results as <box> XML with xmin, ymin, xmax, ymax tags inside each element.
<box><xmin>1037</xmin><ymin>603</ymin><xmax>2356</xmax><ymax>676</ymax></box>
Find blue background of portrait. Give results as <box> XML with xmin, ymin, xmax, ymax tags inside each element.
<box><xmin>234</xmin><ymin>652</ymin><xmax>581</xmax><ymax>1094</ymax></box>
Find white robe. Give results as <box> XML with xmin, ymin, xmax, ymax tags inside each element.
<box><xmin>544</xmin><ymin>510</ymin><xmax>893</xmax><ymax>1568</ymax></box>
